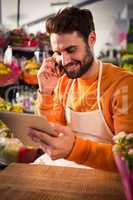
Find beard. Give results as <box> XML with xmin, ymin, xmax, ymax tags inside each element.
<box><xmin>62</xmin><ymin>45</ymin><xmax>94</xmax><ymax>79</ymax></box>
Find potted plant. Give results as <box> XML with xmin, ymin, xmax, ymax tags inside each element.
<box><xmin>113</xmin><ymin>132</ymin><xmax>133</xmax><ymax>200</ymax></box>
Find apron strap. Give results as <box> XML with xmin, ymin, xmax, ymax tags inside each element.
<box><xmin>97</xmin><ymin>61</ymin><xmax>113</xmax><ymax>137</ymax></box>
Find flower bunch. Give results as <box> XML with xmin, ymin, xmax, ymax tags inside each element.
<box><xmin>8</xmin><ymin>28</ymin><xmax>28</xmax><ymax>47</ymax></box>
<box><xmin>113</xmin><ymin>132</ymin><xmax>133</xmax><ymax>170</ymax></box>
<box><xmin>0</xmin><ymin>30</ymin><xmax>7</xmax><ymax>48</ymax></box>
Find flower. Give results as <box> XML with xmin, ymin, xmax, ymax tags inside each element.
<box><xmin>113</xmin><ymin>132</ymin><xmax>133</xmax><ymax>171</ymax></box>
<box><xmin>113</xmin><ymin>131</ymin><xmax>126</xmax><ymax>143</ymax></box>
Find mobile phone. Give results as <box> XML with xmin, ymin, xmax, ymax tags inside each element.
<box><xmin>45</xmin><ymin>48</ymin><xmax>64</xmax><ymax>76</ymax></box>
<box><xmin>55</xmin><ymin>62</ymin><xmax>64</xmax><ymax>76</ymax></box>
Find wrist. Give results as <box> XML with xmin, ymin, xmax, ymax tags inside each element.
<box><xmin>39</xmin><ymin>89</ymin><xmax>54</xmax><ymax>96</ymax></box>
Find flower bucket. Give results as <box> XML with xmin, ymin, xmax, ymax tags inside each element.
<box><xmin>0</xmin><ymin>67</ymin><xmax>21</xmax><ymax>86</ymax></box>
<box><xmin>114</xmin><ymin>155</ymin><xmax>133</xmax><ymax>200</ymax></box>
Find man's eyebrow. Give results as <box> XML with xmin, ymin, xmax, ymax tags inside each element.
<box><xmin>53</xmin><ymin>45</ymin><xmax>77</xmax><ymax>54</ymax></box>
<box><xmin>65</xmin><ymin>45</ymin><xmax>76</xmax><ymax>51</ymax></box>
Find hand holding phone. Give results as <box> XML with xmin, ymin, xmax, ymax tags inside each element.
<box><xmin>52</xmin><ymin>52</ymin><xmax>64</xmax><ymax>77</ymax></box>
<box><xmin>37</xmin><ymin>57</ymin><xmax>58</xmax><ymax>95</ymax></box>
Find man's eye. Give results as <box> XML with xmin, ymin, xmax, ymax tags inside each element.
<box><xmin>67</xmin><ymin>47</ymin><xmax>76</xmax><ymax>53</ymax></box>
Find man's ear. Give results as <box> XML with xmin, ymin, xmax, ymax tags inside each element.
<box><xmin>88</xmin><ymin>32</ymin><xmax>96</xmax><ymax>48</ymax></box>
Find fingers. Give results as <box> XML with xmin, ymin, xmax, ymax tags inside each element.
<box><xmin>28</xmin><ymin>130</ymin><xmax>52</xmax><ymax>153</ymax></box>
<box><xmin>28</xmin><ymin>128</ymin><xmax>56</xmax><ymax>145</ymax></box>
<box><xmin>38</xmin><ymin>57</ymin><xmax>58</xmax><ymax>79</ymax></box>
<box><xmin>52</xmin><ymin>123</ymin><xmax>71</xmax><ymax>136</ymax></box>
<box><xmin>52</xmin><ymin>53</ymin><xmax>62</xmax><ymax>76</ymax></box>
<box><xmin>39</xmin><ymin>142</ymin><xmax>51</xmax><ymax>153</ymax></box>
<box><xmin>28</xmin><ymin>125</ymin><xmax>75</xmax><ymax>160</ymax></box>
<box><xmin>28</xmin><ymin>131</ymin><xmax>40</xmax><ymax>143</ymax></box>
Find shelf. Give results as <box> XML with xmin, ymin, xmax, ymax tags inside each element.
<box><xmin>12</xmin><ymin>47</ymin><xmax>37</xmax><ymax>52</ymax></box>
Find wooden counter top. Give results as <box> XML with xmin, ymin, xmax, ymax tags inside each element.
<box><xmin>0</xmin><ymin>163</ymin><xmax>125</xmax><ymax>200</ymax></box>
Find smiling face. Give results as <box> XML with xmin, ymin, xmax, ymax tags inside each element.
<box><xmin>50</xmin><ymin>31</ymin><xmax>94</xmax><ymax>79</ymax></box>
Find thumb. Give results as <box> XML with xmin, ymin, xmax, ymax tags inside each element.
<box><xmin>53</xmin><ymin>123</ymin><xmax>70</xmax><ymax>136</ymax></box>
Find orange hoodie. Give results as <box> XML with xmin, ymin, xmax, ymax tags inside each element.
<box><xmin>36</xmin><ymin>63</ymin><xmax>133</xmax><ymax>171</ymax></box>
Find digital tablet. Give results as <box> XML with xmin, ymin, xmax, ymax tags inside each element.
<box><xmin>0</xmin><ymin>111</ymin><xmax>54</xmax><ymax>147</ymax></box>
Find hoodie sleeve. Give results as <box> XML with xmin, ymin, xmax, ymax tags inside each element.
<box><xmin>35</xmin><ymin>80</ymin><xmax>66</xmax><ymax>125</ymax></box>
<box><xmin>66</xmin><ymin>136</ymin><xmax>117</xmax><ymax>172</ymax></box>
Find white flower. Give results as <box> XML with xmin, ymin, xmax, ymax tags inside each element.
<box><xmin>126</xmin><ymin>133</ymin><xmax>133</xmax><ymax>140</ymax></box>
<box><xmin>0</xmin><ymin>137</ymin><xmax>7</xmax><ymax>146</ymax></box>
<box><xmin>112</xmin><ymin>145</ymin><xmax>122</xmax><ymax>153</ymax></box>
<box><xmin>113</xmin><ymin>131</ymin><xmax>126</xmax><ymax>143</ymax></box>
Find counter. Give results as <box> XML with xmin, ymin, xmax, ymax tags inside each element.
<box><xmin>0</xmin><ymin>163</ymin><xmax>125</xmax><ymax>200</ymax></box>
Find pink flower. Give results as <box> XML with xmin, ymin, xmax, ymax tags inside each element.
<box><xmin>128</xmin><ymin>149</ymin><xmax>133</xmax><ymax>155</ymax></box>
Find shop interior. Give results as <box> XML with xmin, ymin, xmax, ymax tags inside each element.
<box><xmin>0</xmin><ymin>0</ymin><xmax>133</xmax><ymax>114</ymax></box>
<box><xmin>0</xmin><ymin>1</ymin><xmax>133</xmax><ymax>199</ymax></box>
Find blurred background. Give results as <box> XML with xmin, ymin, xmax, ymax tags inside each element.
<box><xmin>1</xmin><ymin>0</ymin><xmax>133</xmax><ymax>54</ymax></box>
<box><xmin>0</xmin><ymin>0</ymin><xmax>133</xmax><ymax>167</ymax></box>
<box><xmin>0</xmin><ymin>0</ymin><xmax>133</xmax><ymax>114</ymax></box>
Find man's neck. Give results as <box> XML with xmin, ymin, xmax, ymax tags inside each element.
<box><xmin>80</xmin><ymin>58</ymin><xmax>100</xmax><ymax>80</ymax></box>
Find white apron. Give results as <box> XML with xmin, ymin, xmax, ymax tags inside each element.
<box><xmin>34</xmin><ymin>61</ymin><xmax>113</xmax><ymax>168</ymax></box>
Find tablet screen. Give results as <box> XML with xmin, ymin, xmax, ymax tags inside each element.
<box><xmin>0</xmin><ymin>111</ymin><xmax>54</xmax><ymax>147</ymax></box>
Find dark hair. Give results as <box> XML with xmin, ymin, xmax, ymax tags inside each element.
<box><xmin>46</xmin><ymin>7</ymin><xmax>95</xmax><ymax>40</ymax></box>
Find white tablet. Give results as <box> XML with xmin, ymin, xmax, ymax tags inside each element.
<box><xmin>0</xmin><ymin>111</ymin><xmax>54</xmax><ymax>147</ymax></box>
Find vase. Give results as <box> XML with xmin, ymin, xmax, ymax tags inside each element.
<box><xmin>114</xmin><ymin>155</ymin><xmax>133</xmax><ymax>200</ymax></box>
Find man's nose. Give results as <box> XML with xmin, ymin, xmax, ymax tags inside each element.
<box><xmin>61</xmin><ymin>52</ymin><xmax>71</xmax><ymax>66</ymax></box>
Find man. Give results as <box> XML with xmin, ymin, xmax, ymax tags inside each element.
<box><xmin>28</xmin><ymin>7</ymin><xmax>133</xmax><ymax>171</ymax></box>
